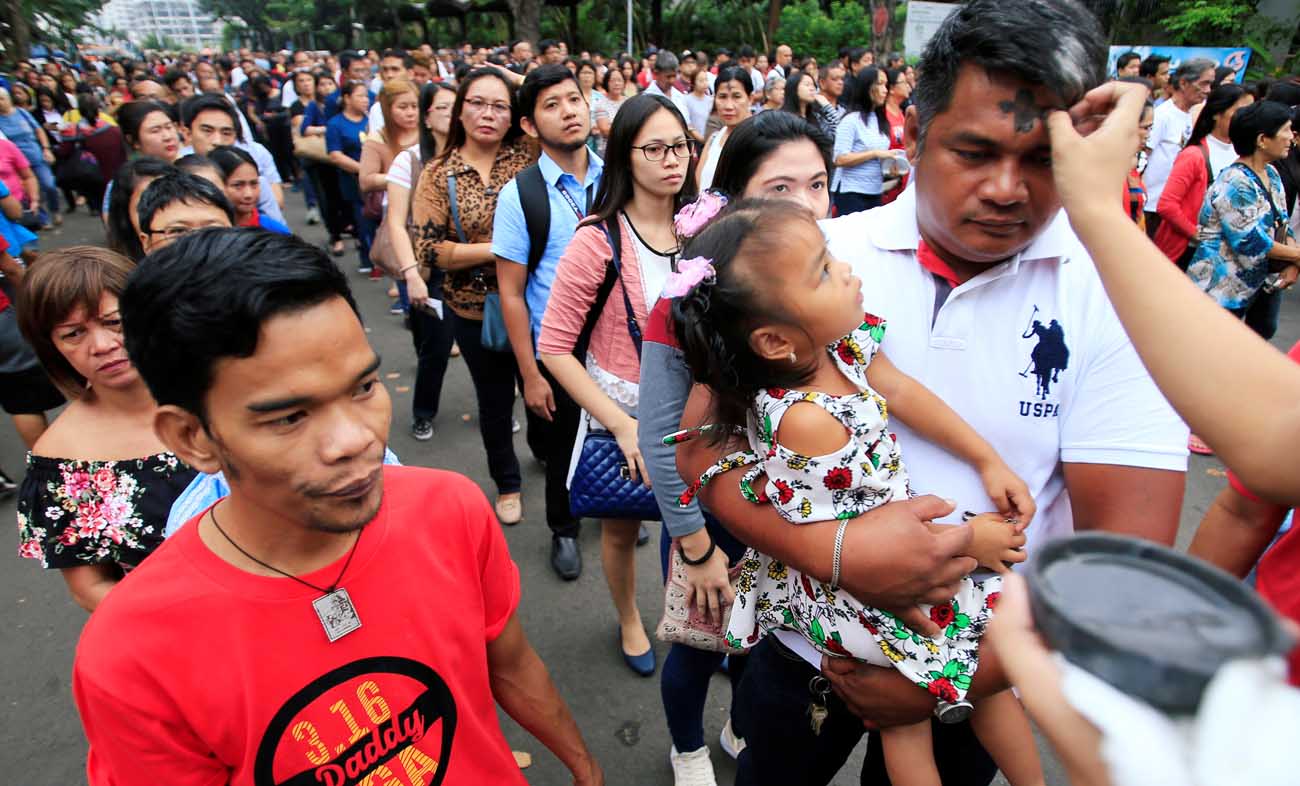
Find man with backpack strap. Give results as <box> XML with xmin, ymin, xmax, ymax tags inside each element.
<box><xmin>493</xmin><ymin>64</ymin><xmax>604</xmax><ymax>580</ymax></box>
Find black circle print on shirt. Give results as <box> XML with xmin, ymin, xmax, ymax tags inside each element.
<box><xmin>253</xmin><ymin>656</ymin><xmax>458</xmax><ymax>786</ymax></box>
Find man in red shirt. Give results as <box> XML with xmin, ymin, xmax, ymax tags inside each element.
<box><xmin>77</xmin><ymin>229</ymin><xmax>603</xmax><ymax>785</ymax></box>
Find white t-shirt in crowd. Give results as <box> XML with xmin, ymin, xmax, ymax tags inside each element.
<box><xmin>385</xmin><ymin>143</ymin><xmax>422</xmax><ymax>191</ymax></box>
<box><xmin>368</xmin><ymin>102</ymin><xmax>386</xmax><ymax>133</ymax></box>
<box><xmin>643</xmin><ymin>81</ymin><xmax>692</xmax><ymax>123</ymax></box>
<box><xmin>775</xmin><ymin>183</ymin><xmax>1190</xmax><ymax>667</ymax></box>
<box><xmin>624</xmin><ymin>216</ymin><xmax>673</xmax><ymax>312</ymax></box>
<box><xmin>1205</xmin><ymin>135</ymin><xmax>1237</xmax><ymax>179</ymax></box>
<box><xmin>1145</xmin><ymin>100</ymin><xmax>1195</xmax><ymax>208</ymax></box>
<box><xmin>749</xmin><ymin>67</ymin><xmax>764</xmax><ymax>93</ymax></box>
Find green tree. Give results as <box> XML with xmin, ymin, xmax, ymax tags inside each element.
<box><xmin>3</xmin><ymin>0</ymin><xmax>105</xmax><ymax>61</ymax></box>
<box><xmin>776</xmin><ymin>0</ymin><xmax>872</xmax><ymax>63</ymax></box>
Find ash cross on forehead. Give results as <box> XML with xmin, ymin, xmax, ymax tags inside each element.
<box><xmin>999</xmin><ymin>88</ymin><xmax>1046</xmax><ymax>134</ymax></box>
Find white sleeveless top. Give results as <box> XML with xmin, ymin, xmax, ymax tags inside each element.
<box><xmin>698</xmin><ymin>127</ymin><xmax>729</xmax><ymax>191</ymax></box>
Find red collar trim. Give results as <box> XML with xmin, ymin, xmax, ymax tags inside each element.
<box><xmin>916</xmin><ymin>239</ymin><xmax>961</xmax><ymax>288</ymax></box>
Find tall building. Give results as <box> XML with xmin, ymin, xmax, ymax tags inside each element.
<box><xmin>87</xmin><ymin>0</ymin><xmax>224</xmax><ymax>50</ymax></box>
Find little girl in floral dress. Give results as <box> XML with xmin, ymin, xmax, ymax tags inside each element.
<box><xmin>667</xmin><ymin>196</ymin><xmax>1044</xmax><ymax>786</ymax></box>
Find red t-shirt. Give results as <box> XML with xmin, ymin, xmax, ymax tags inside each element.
<box><xmin>1227</xmin><ymin>340</ymin><xmax>1300</xmax><ymax>685</ymax></box>
<box><xmin>880</xmin><ymin>106</ymin><xmax>908</xmax><ymax>205</ymax></box>
<box><xmin>73</xmin><ymin>467</ymin><xmax>526</xmax><ymax>786</ymax></box>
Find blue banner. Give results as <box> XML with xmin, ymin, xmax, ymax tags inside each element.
<box><xmin>1108</xmin><ymin>45</ymin><xmax>1252</xmax><ymax>83</ymax></box>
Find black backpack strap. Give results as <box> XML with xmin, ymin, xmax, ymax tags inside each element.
<box><xmin>573</xmin><ymin>254</ymin><xmax>617</xmax><ymax>362</ymax></box>
<box><xmin>517</xmin><ymin>164</ymin><xmax>550</xmax><ymax>275</ymax></box>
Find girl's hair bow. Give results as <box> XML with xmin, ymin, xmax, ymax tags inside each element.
<box><xmin>662</xmin><ymin>256</ymin><xmax>716</xmax><ymax>298</ymax></box>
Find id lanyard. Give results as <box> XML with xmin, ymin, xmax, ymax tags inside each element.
<box><xmin>555</xmin><ymin>180</ymin><xmax>594</xmax><ymax>220</ymax></box>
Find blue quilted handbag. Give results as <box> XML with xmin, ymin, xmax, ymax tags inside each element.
<box><xmin>567</xmin><ymin>221</ymin><xmax>661</xmax><ymax>522</ymax></box>
<box><xmin>569</xmin><ymin>429</ymin><xmax>662</xmax><ymax>521</ymax></box>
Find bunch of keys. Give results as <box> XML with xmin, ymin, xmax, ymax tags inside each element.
<box><xmin>807</xmin><ymin>675</ymin><xmax>831</xmax><ymax>736</ymax></box>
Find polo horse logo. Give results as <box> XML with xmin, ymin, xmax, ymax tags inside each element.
<box><xmin>1020</xmin><ymin>306</ymin><xmax>1069</xmax><ymax>400</ymax></box>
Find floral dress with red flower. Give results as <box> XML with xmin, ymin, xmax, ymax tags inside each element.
<box><xmin>16</xmin><ymin>452</ymin><xmax>197</xmax><ymax>570</ymax></box>
<box><xmin>682</xmin><ymin>315</ymin><xmax>999</xmax><ymax>703</ymax></box>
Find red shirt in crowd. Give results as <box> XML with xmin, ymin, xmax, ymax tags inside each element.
<box><xmin>73</xmin><ymin>466</ymin><xmax>527</xmax><ymax>786</ymax></box>
<box><xmin>1227</xmin><ymin>339</ymin><xmax>1300</xmax><ymax>685</ymax></box>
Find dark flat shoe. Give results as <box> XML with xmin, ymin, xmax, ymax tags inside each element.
<box><xmin>618</xmin><ymin>627</ymin><xmax>656</xmax><ymax>677</ymax></box>
<box><xmin>551</xmin><ymin>536</ymin><xmax>581</xmax><ymax>580</ymax></box>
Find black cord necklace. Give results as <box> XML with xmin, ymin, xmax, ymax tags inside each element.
<box><xmin>209</xmin><ymin>504</ymin><xmax>364</xmax><ymax>642</ymax></box>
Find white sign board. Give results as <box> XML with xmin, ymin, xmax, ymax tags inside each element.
<box><xmin>903</xmin><ymin>2</ymin><xmax>959</xmax><ymax>59</ymax></box>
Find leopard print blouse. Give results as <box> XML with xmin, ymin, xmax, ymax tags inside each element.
<box><xmin>411</xmin><ymin>136</ymin><xmax>537</xmax><ymax>319</ymax></box>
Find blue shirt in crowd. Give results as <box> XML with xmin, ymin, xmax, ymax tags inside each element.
<box><xmin>0</xmin><ymin>108</ymin><xmax>43</xmax><ymax>164</ymax></box>
<box><xmin>325</xmin><ymin>112</ymin><xmax>368</xmax><ymax>202</ymax></box>
<box><xmin>491</xmin><ymin>150</ymin><xmax>605</xmax><ymax>348</ymax></box>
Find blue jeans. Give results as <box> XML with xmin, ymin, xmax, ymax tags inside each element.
<box><xmin>350</xmin><ymin>200</ymin><xmax>375</xmax><ymax>267</ymax></box>
<box><xmin>31</xmin><ymin>160</ymin><xmax>59</xmax><ymax>222</ymax></box>
<box><xmin>658</xmin><ymin>516</ymin><xmax>750</xmax><ymax>753</ymax></box>
<box><xmin>833</xmin><ymin>191</ymin><xmax>880</xmax><ymax>217</ymax></box>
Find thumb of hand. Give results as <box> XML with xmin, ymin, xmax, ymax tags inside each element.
<box><xmin>901</xmin><ymin>494</ymin><xmax>957</xmax><ymax>523</ymax></box>
<box><xmin>1045</xmin><ymin>110</ymin><xmax>1080</xmax><ymax>148</ymax></box>
<box><xmin>929</xmin><ymin>512</ymin><xmax>976</xmax><ymax>555</ymax></box>
<box><xmin>898</xmin><ymin>606</ymin><xmax>941</xmax><ymax>638</ymax></box>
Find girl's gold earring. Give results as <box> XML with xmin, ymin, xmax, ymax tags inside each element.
<box><xmin>789</xmin><ymin>352</ymin><xmax>797</xmax><ymax>363</ymax></box>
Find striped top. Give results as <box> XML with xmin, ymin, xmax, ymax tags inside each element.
<box><xmin>832</xmin><ymin>110</ymin><xmax>890</xmax><ymax>196</ymax></box>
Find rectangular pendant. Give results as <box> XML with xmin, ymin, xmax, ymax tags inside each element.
<box><xmin>312</xmin><ymin>587</ymin><xmax>362</xmax><ymax>642</ymax></box>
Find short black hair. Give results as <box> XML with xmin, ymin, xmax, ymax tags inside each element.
<box><xmin>163</xmin><ymin>69</ymin><xmax>191</xmax><ymax>90</ymax></box>
<box><xmin>517</xmin><ymin>63</ymin><xmax>580</xmax><ymax>121</ymax></box>
<box><xmin>737</xmin><ymin>45</ymin><xmax>756</xmax><ymax>60</ymax></box>
<box><xmin>106</xmin><ymin>157</ymin><xmax>178</xmax><ymax>260</ymax></box>
<box><xmin>380</xmin><ymin>48</ymin><xmax>411</xmax><ymax>67</ymax></box>
<box><xmin>180</xmin><ymin>92</ymin><xmax>242</xmax><ymax>140</ymax></box>
<box><xmin>1116</xmin><ymin>51</ymin><xmax>1141</xmax><ymax>72</ymax></box>
<box><xmin>121</xmin><ymin>229</ymin><xmax>360</xmax><ymax>420</ymax></box>
<box><xmin>538</xmin><ymin>38</ymin><xmax>559</xmax><ymax>54</ymax></box>
<box><xmin>137</xmin><ymin>171</ymin><xmax>235</xmax><ymax>234</ymax></box>
<box><xmin>175</xmin><ymin>153</ymin><xmax>221</xmax><ymax>178</ymax></box>
<box><xmin>208</xmin><ymin>144</ymin><xmax>259</xmax><ymax>180</ymax></box>
<box><xmin>1266</xmin><ymin>81</ymin><xmax>1300</xmax><ymax>107</ymax></box>
<box><xmin>1139</xmin><ymin>54</ymin><xmax>1170</xmax><ymax>79</ymax></box>
<box><xmin>912</xmin><ymin>0</ymin><xmax>1105</xmax><ymax>149</ymax></box>
<box><xmin>1228</xmin><ymin>100</ymin><xmax>1293</xmax><ymax>156</ymax></box>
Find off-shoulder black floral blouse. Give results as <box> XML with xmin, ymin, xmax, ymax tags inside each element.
<box><xmin>16</xmin><ymin>452</ymin><xmax>197</xmax><ymax>570</ymax></box>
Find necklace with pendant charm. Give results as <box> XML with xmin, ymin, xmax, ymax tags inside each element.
<box><xmin>209</xmin><ymin>505</ymin><xmax>363</xmax><ymax>642</ymax></box>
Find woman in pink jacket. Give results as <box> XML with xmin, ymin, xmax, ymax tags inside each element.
<box><xmin>539</xmin><ymin>93</ymin><xmax>697</xmax><ymax>678</ymax></box>
<box><xmin>1154</xmin><ymin>83</ymin><xmax>1253</xmax><ymax>267</ymax></box>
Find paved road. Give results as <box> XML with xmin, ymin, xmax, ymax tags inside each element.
<box><xmin>2</xmin><ymin>192</ymin><xmax>1297</xmax><ymax>786</ymax></box>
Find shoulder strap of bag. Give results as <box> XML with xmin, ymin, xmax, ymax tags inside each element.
<box><xmin>517</xmin><ymin>163</ymin><xmax>550</xmax><ymax>275</ymax></box>
<box><xmin>599</xmin><ymin>218</ymin><xmax>643</xmax><ymax>358</ymax></box>
<box><xmin>572</xmin><ymin>224</ymin><xmax>619</xmax><ymax>362</ymax></box>
<box><xmin>447</xmin><ymin>172</ymin><xmax>468</xmax><ymax>243</ymax></box>
<box><xmin>1237</xmin><ymin>162</ymin><xmax>1286</xmax><ymax>235</ymax></box>
<box><xmin>1198</xmin><ymin>142</ymin><xmax>1213</xmax><ymax>184</ymax></box>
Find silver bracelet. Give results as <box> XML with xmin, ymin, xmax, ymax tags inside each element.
<box><xmin>831</xmin><ymin>520</ymin><xmax>849</xmax><ymax>589</ymax></box>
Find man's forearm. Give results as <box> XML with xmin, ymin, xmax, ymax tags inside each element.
<box><xmin>499</xmin><ymin>289</ymin><xmax>541</xmax><ymax>379</ymax></box>
<box><xmin>491</xmin><ymin>647</ymin><xmax>597</xmax><ymax>777</ymax></box>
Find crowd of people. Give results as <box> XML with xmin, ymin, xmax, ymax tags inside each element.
<box><xmin>1</xmin><ymin>0</ymin><xmax>1299</xmax><ymax>784</ymax></box>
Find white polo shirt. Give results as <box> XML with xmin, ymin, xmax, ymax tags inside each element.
<box><xmin>821</xmin><ymin>184</ymin><xmax>1189</xmax><ymax>551</ymax></box>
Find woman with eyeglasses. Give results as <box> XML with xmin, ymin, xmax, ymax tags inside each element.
<box><xmin>538</xmin><ymin>93</ymin><xmax>698</xmax><ymax>682</ymax></box>
<box><xmin>411</xmin><ymin>68</ymin><xmax>536</xmax><ymax>517</ymax></box>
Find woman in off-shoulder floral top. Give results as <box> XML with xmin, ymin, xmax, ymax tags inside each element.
<box><xmin>13</xmin><ymin>246</ymin><xmax>194</xmax><ymax>611</ymax></box>
<box><xmin>17</xmin><ymin>453</ymin><xmax>195</xmax><ymax>570</ymax></box>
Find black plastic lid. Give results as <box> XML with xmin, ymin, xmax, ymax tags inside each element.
<box><xmin>1024</xmin><ymin>532</ymin><xmax>1294</xmax><ymax>714</ymax></box>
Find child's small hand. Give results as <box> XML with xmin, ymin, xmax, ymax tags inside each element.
<box><xmin>979</xmin><ymin>461</ymin><xmax>1036</xmax><ymax>531</ymax></box>
<box><xmin>966</xmin><ymin>513</ymin><xmax>1028</xmax><ymax>574</ymax></box>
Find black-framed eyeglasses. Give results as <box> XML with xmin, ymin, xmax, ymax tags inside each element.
<box><xmin>631</xmin><ymin>140</ymin><xmax>693</xmax><ymax>162</ymax></box>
